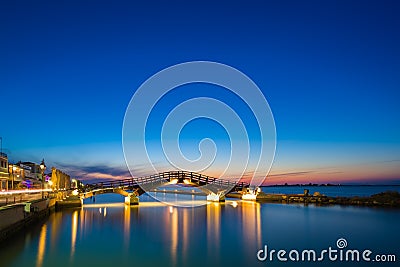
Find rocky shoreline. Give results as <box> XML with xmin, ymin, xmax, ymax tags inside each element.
<box><xmin>254</xmin><ymin>190</ymin><xmax>400</xmax><ymax>207</ymax></box>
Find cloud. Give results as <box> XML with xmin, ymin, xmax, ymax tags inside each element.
<box><xmin>268</xmin><ymin>171</ymin><xmax>314</xmax><ymax>177</ymax></box>
<box><xmin>53</xmin><ymin>162</ymin><xmax>150</xmax><ymax>183</ymax></box>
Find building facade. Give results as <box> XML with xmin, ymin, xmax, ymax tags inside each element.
<box><xmin>8</xmin><ymin>163</ymin><xmax>25</xmax><ymax>189</ymax></box>
<box><xmin>0</xmin><ymin>152</ymin><xmax>8</xmax><ymax>190</ymax></box>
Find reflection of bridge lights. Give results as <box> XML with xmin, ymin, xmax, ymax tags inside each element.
<box><xmin>99</xmin><ymin>208</ymin><xmax>102</xmax><ymax>214</ymax></box>
<box><xmin>231</xmin><ymin>201</ymin><xmax>238</xmax><ymax>208</ymax></box>
<box><xmin>124</xmin><ymin>205</ymin><xmax>131</xmax><ymax>246</ymax></box>
<box><xmin>104</xmin><ymin>207</ymin><xmax>107</xmax><ymax>217</ymax></box>
<box><xmin>169</xmin><ymin>206</ymin><xmax>174</xmax><ymax>213</ymax></box>
<box><xmin>83</xmin><ymin>203</ymin><xmax>124</xmax><ymax>208</ymax></box>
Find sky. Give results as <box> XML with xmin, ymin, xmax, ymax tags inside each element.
<box><xmin>0</xmin><ymin>0</ymin><xmax>399</xmax><ymax>185</ymax></box>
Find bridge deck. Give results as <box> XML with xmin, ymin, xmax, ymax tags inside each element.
<box><xmin>82</xmin><ymin>171</ymin><xmax>249</xmax><ymax>197</ymax></box>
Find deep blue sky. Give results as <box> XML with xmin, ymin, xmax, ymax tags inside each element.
<box><xmin>1</xmin><ymin>0</ymin><xmax>399</xmax><ymax>184</ymax></box>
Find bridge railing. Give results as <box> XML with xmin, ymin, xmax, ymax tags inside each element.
<box><xmin>84</xmin><ymin>171</ymin><xmax>249</xmax><ymax>192</ymax></box>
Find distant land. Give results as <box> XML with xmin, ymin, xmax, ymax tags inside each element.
<box><xmin>263</xmin><ymin>183</ymin><xmax>400</xmax><ymax>187</ymax></box>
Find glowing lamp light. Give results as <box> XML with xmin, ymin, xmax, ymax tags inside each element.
<box><xmin>242</xmin><ymin>187</ymin><xmax>260</xmax><ymax>201</ymax></box>
<box><xmin>40</xmin><ymin>159</ymin><xmax>46</xmax><ymax>171</ymax></box>
<box><xmin>242</xmin><ymin>193</ymin><xmax>257</xmax><ymax>200</ymax></box>
<box><xmin>71</xmin><ymin>189</ymin><xmax>79</xmax><ymax>196</ymax></box>
<box><xmin>169</xmin><ymin>179</ymin><xmax>178</xmax><ymax>185</ymax></box>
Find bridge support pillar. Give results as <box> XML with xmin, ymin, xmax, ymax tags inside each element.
<box><xmin>242</xmin><ymin>187</ymin><xmax>261</xmax><ymax>201</ymax></box>
<box><xmin>206</xmin><ymin>192</ymin><xmax>225</xmax><ymax>202</ymax></box>
<box><xmin>125</xmin><ymin>195</ymin><xmax>139</xmax><ymax>205</ymax></box>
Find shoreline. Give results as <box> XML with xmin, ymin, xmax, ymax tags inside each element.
<box><xmin>149</xmin><ymin>189</ymin><xmax>400</xmax><ymax>208</ymax></box>
<box><xmin>227</xmin><ymin>191</ymin><xmax>400</xmax><ymax>208</ymax></box>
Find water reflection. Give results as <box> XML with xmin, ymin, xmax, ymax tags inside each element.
<box><xmin>181</xmin><ymin>207</ymin><xmax>189</xmax><ymax>264</ymax></box>
<box><xmin>241</xmin><ymin>201</ymin><xmax>262</xmax><ymax>259</ymax></box>
<box><xmin>36</xmin><ymin>224</ymin><xmax>47</xmax><ymax>267</ymax></box>
<box><xmin>25</xmin><ymin>200</ymin><xmax>262</xmax><ymax>267</ymax></box>
<box><xmin>49</xmin><ymin>211</ymin><xmax>62</xmax><ymax>251</ymax></box>
<box><xmin>170</xmin><ymin>207</ymin><xmax>178</xmax><ymax>265</ymax></box>
<box><xmin>207</xmin><ymin>202</ymin><xmax>221</xmax><ymax>263</ymax></box>
<box><xmin>123</xmin><ymin>205</ymin><xmax>130</xmax><ymax>246</ymax></box>
<box><xmin>3</xmin><ymin>195</ymin><xmax>399</xmax><ymax>267</ymax></box>
<box><xmin>70</xmin><ymin>210</ymin><xmax>78</xmax><ymax>261</ymax></box>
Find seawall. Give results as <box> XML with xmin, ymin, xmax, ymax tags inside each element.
<box><xmin>0</xmin><ymin>192</ymin><xmax>82</xmax><ymax>243</ymax></box>
<box><xmin>0</xmin><ymin>198</ymin><xmax>56</xmax><ymax>243</ymax></box>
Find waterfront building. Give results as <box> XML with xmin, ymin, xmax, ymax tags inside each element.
<box><xmin>0</xmin><ymin>152</ymin><xmax>8</xmax><ymax>190</ymax></box>
<box><xmin>51</xmin><ymin>167</ymin><xmax>71</xmax><ymax>190</ymax></box>
<box><xmin>20</xmin><ymin>161</ymin><xmax>42</xmax><ymax>181</ymax></box>
<box><xmin>8</xmin><ymin>163</ymin><xmax>25</xmax><ymax>189</ymax></box>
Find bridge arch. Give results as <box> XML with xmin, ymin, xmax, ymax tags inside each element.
<box><xmin>80</xmin><ymin>171</ymin><xmax>249</xmax><ymax>205</ymax></box>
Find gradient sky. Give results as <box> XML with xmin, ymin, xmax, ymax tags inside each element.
<box><xmin>1</xmin><ymin>0</ymin><xmax>399</xmax><ymax>184</ymax></box>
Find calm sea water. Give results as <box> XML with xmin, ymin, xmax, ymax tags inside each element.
<box><xmin>1</xmin><ymin>191</ymin><xmax>399</xmax><ymax>267</ymax></box>
<box><xmin>262</xmin><ymin>185</ymin><xmax>400</xmax><ymax>197</ymax></box>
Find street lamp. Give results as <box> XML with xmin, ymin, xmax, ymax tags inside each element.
<box><xmin>40</xmin><ymin>159</ymin><xmax>46</xmax><ymax>199</ymax></box>
<box><xmin>12</xmin><ymin>165</ymin><xmax>16</xmax><ymax>190</ymax></box>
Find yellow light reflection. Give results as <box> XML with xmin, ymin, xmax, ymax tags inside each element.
<box><xmin>170</xmin><ymin>207</ymin><xmax>178</xmax><ymax>266</ymax></box>
<box><xmin>124</xmin><ymin>205</ymin><xmax>131</xmax><ymax>247</ymax></box>
<box><xmin>83</xmin><ymin>203</ymin><xmax>124</xmax><ymax>208</ymax></box>
<box><xmin>241</xmin><ymin>201</ymin><xmax>262</xmax><ymax>253</ymax></box>
<box><xmin>70</xmin><ymin>210</ymin><xmax>78</xmax><ymax>261</ymax></box>
<box><xmin>50</xmin><ymin>212</ymin><xmax>62</xmax><ymax>250</ymax></box>
<box><xmin>207</xmin><ymin>202</ymin><xmax>221</xmax><ymax>260</ymax></box>
<box><xmin>36</xmin><ymin>224</ymin><xmax>47</xmax><ymax>267</ymax></box>
<box><xmin>83</xmin><ymin>201</ymin><xmax>207</xmax><ymax>209</ymax></box>
<box><xmin>182</xmin><ymin>207</ymin><xmax>189</xmax><ymax>263</ymax></box>
<box><xmin>80</xmin><ymin>207</ymin><xmax>84</xmax><ymax>239</ymax></box>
